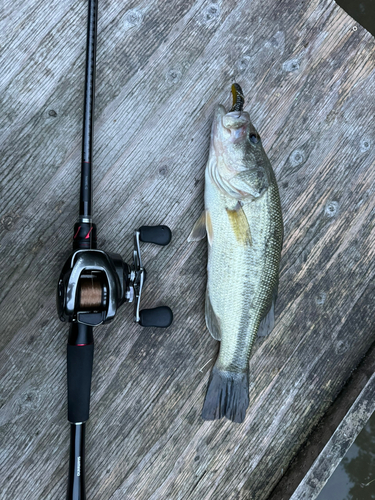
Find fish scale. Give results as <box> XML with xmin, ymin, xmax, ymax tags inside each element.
<box><xmin>207</xmin><ymin>176</ymin><xmax>282</xmax><ymax>372</ymax></box>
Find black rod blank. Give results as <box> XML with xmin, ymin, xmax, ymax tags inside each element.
<box><xmin>80</xmin><ymin>0</ymin><xmax>98</xmax><ymax>220</ymax></box>
<box><xmin>67</xmin><ymin>423</ymin><xmax>86</xmax><ymax>500</ymax></box>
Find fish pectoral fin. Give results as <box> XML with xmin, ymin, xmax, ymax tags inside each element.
<box><xmin>257</xmin><ymin>287</ymin><xmax>278</xmax><ymax>337</ymax></box>
<box><xmin>226</xmin><ymin>202</ymin><xmax>252</xmax><ymax>246</ymax></box>
<box><xmin>188</xmin><ymin>210</ymin><xmax>207</xmax><ymax>242</ymax></box>
<box><xmin>205</xmin><ymin>289</ymin><xmax>221</xmax><ymax>341</ymax></box>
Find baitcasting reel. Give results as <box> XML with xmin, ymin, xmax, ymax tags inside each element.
<box><xmin>57</xmin><ymin>223</ymin><xmax>173</xmax><ymax>329</ymax></box>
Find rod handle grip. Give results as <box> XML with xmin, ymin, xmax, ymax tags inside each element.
<box><xmin>67</xmin><ymin>344</ymin><xmax>94</xmax><ymax>423</ymax></box>
<box><xmin>139</xmin><ymin>306</ymin><xmax>173</xmax><ymax>328</ymax></box>
<box><xmin>139</xmin><ymin>225</ymin><xmax>172</xmax><ymax>245</ymax></box>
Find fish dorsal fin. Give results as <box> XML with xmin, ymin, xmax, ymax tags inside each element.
<box><xmin>226</xmin><ymin>202</ymin><xmax>252</xmax><ymax>246</ymax></box>
<box><xmin>205</xmin><ymin>289</ymin><xmax>221</xmax><ymax>341</ymax></box>
<box><xmin>188</xmin><ymin>211</ymin><xmax>206</xmax><ymax>242</ymax></box>
<box><xmin>187</xmin><ymin>210</ymin><xmax>214</xmax><ymax>245</ymax></box>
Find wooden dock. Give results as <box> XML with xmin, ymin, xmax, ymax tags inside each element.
<box><xmin>291</xmin><ymin>360</ymin><xmax>375</xmax><ymax>499</ymax></box>
<box><xmin>0</xmin><ymin>0</ymin><xmax>374</xmax><ymax>499</ymax></box>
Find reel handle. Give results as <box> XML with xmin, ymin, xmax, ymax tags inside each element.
<box><xmin>139</xmin><ymin>306</ymin><xmax>173</xmax><ymax>328</ymax></box>
<box><xmin>139</xmin><ymin>225</ymin><xmax>172</xmax><ymax>246</ymax></box>
<box><xmin>133</xmin><ymin>226</ymin><xmax>173</xmax><ymax>328</ymax></box>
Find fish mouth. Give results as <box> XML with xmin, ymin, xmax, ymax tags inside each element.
<box><xmin>222</xmin><ymin>110</ymin><xmax>250</xmax><ymax>144</ymax></box>
<box><xmin>222</xmin><ymin>111</ymin><xmax>249</xmax><ymax>130</ymax></box>
<box><xmin>211</xmin><ymin>84</ymin><xmax>250</xmax><ymax>145</ymax></box>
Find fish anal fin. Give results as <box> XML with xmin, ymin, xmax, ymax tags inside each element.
<box><xmin>188</xmin><ymin>211</ymin><xmax>207</xmax><ymax>242</ymax></box>
<box><xmin>205</xmin><ymin>289</ymin><xmax>221</xmax><ymax>341</ymax></box>
<box><xmin>257</xmin><ymin>287</ymin><xmax>278</xmax><ymax>337</ymax></box>
<box><xmin>226</xmin><ymin>202</ymin><xmax>252</xmax><ymax>246</ymax></box>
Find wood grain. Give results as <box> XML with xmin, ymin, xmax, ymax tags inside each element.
<box><xmin>290</xmin><ymin>372</ymin><xmax>375</xmax><ymax>499</ymax></box>
<box><xmin>0</xmin><ymin>0</ymin><xmax>374</xmax><ymax>499</ymax></box>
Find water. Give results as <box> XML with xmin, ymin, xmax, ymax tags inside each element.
<box><xmin>317</xmin><ymin>411</ymin><xmax>375</xmax><ymax>500</ymax></box>
<box><xmin>336</xmin><ymin>0</ymin><xmax>375</xmax><ymax>36</ymax></box>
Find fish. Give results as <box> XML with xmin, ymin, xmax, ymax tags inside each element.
<box><xmin>188</xmin><ymin>83</ymin><xmax>283</xmax><ymax>423</ymax></box>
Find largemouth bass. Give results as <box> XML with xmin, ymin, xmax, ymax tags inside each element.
<box><xmin>189</xmin><ymin>84</ymin><xmax>283</xmax><ymax>423</ymax></box>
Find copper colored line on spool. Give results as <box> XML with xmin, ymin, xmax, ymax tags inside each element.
<box><xmin>79</xmin><ymin>278</ymin><xmax>102</xmax><ymax>309</ymax></box>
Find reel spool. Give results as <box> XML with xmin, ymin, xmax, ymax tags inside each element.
<box><xmin>57</xmin><ymin>225</ymin><xmax>173</xmax><ymax>328</ymax></box>
<box><xmin>79</xmin><ymin>277</ymin><xmax>103</xmax><ymax>309</ymax></box>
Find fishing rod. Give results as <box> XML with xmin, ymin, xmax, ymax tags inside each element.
<box><xmin>56</xmin><ymin>1</ymin><xmax>173</xmax><ymax>498</ymax></box>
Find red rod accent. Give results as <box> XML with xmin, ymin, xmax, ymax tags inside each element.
<box><xmin>85</xmin><ymin>227</ymin><xmax>93</xmax><ymax>239</ymax></box>
<box><xmin>74</xmin><ymin>226</ymin><xmax>81</xmax><ymax>239</ymax></box>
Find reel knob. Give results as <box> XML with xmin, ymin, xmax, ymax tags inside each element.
<box><xmin>131</xmin><ymin>226</ymin><xmax>173</xmax><ymax>328</ymax></box>
<box><xmin>139</xmin><ymin>306</ymin><xmax>173</xmax><ymax>328</ymax></box>
<box><xmin>139</xmin><ymin>225</ymin><xmax>172</xmax><ymax>246</ymax></box>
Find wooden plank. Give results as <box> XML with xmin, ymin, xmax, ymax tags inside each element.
<box><xmin>291</xmin><ymin>372</ymin><xmax>375</xmax><ymax>499</ymax></box>
<box><xmin>0</xmin><ymin>0</ymin><xmax>374</xmax><ymax>499</ymax></box>
<box><xmin>267</xmin><ymin>340</ymin><xmax>375</xmax><ymax>499</ymax></box>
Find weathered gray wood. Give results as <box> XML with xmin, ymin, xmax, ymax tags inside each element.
<box><xmin>0</xmin><ymin>0</ymin><xmax>374</xmax><ymax>499</ymax></box>
<box><xmin>291</xmin><ymin>372</ymin><xmax>375</xmax><ymax>500</ymax></box>
<box><xmin>267</xmin><ymin>340</ymin><xmax>375</xmax><ymax>499</ymax></box>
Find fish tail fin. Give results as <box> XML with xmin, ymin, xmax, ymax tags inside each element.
<box><xmin>201</xmin><ymin>366</ymin><xmax>249</xmax><ymax>423</ymax></box>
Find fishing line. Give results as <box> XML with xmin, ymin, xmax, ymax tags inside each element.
<box><xmin>79</xmin><ymin>277</ymin><xmax>102</xmax><ymax>309</ymax></box>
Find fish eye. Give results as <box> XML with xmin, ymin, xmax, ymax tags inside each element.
<box><xmin>249</xmin><ymin>133</ymin><xmax>259</xmax><ymax>144</ymax></box>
